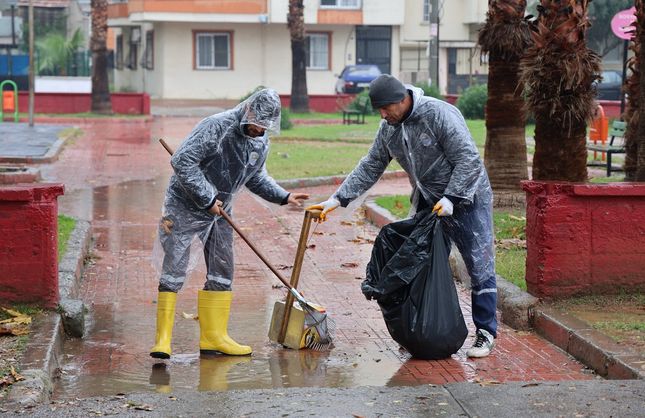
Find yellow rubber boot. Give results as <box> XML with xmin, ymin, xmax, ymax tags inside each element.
<box><xmin>150</xmin><ymin>292</ymin><xmax>177</xmax><ymax>359</ymax></box>
<box><xmin>198</xmin><ymin>290</ymin><xmax>252</xmax><ymax>356</ymax></box>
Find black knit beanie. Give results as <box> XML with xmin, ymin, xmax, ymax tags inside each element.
<box><xmin>369</xmin><ymin>74</ymin><xmax>407</xmax><ymax>108</ymax></box>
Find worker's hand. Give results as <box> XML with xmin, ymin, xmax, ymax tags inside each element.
<box><xmin>287</xmin><ymin>193</ymin><xmax>309</xmax><ymax>207</ymax></box>
<box><xmin>208</xmin><ymin>200</ymin><xmax>223</xmax><ymax>216</ymax></box>
<box><xmin>305</xmin><ymin>197</ymin><xmax>340</xmax><ymax>222</ymax></box>
<box><xmin>432</xmin><ymin>196</ymin><xmax>453</xmax><ymax>217</ymax></box>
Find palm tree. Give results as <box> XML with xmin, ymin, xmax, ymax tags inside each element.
<box><xmin>478</xmin><ymin>0</ymin><xmax>531</xmax><ymax>201</ymax></box>
<box><xmin>90</xmin><ymin>0</ymin><xmax>112</xmax><ymax>114</ymax></box>
<box><xmin>519</xmin><ymin>0</ymin><xmax>601</xmax><ymax>182</ymax></box>
<box><xmin>287</xmin><ymin>0</ymin><xmax>309</xmax><ymax>113</ymax></box>
<box><xmin>624</xmin><ymin>0</ymin><xmax>645</xmax><ymax>181</ymax></box>
<box><xmin>623</xmin><ymin>3</ymin><xmax>640</xmax><ymax>181</ymax></box>
<box><xmin>36</xmin><ymin>29</ymin><xmax>84</xmax><ymax>76</ymax></box>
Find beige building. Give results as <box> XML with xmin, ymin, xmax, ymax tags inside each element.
<box><xmin>107</xmin><ymin>0</ymin><xmax>488</xmax><ymax>99</ymax></box>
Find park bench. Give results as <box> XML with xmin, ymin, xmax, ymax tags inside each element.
<box><xmin>342</xmin><ymin>95</ymin><xmax>370</xmax><ymax>125</ymax></box>
<box><xmin>587</xmin><ymin>120</ymin><xmax>626</xmax><ymax>177</ymax></box>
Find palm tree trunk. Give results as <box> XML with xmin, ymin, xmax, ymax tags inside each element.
<box><xmin>519</xmin><ymin>0</ymin><xmax>600</xmax><ymax>182</ymax></box>
<box><xmin>91</xmin><ymin>0</ymin><xmax>112</xmax><ymax>114</ymax></box>
<box><xmin>628</xmin><ymin>1</ymin><xmax>645</xmax><ymax>181</ymax></box>
<box><xmin>288</xmin><ymin>0</ymin><xmax>309</xmax><ymax>113</ymax></box>
<box><xmin>479</xmin><ymin>0</ymin><xmax>531</xmax><ymax>195</ymax></box>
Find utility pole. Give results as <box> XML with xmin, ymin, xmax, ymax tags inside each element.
<box><xmin>28</xmin><ymin>0</ymin><xmax>34</xmax><ymax>127</ymax></box>
<box><xmin>428</xmin><ymin>0</ymin><xmax>439</xmax><ymax>88</ymax></box>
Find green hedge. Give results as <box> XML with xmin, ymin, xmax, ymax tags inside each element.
<box><xmin>456</xmin><ymin>84</ymin><xmax>487</xmax><ymax>119</ymax></box>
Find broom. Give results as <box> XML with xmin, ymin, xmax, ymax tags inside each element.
<box><xmin>158</xmin><ymin>138</ymin><xmax>334</xmax><ymax>348</ymax></box>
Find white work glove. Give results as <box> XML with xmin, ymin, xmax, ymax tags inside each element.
<box><xmin>432</xmin><ymin>196</ymin><xmax>453</xmax><ymax>217</ymax></box>
<box><xmin>305</xmin><ymin>197</ymin><xmax>340</xmax><ymax>222</ymax></box>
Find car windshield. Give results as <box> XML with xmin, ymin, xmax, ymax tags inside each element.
<box><xmin>347</xmin><ymin>66</ymin><xmax>381</xmax><ymax>77</ymax></box>
<box><xmin>601</xmin><ymin>71</ymin><xmax>622</xmax><ymax>84</ymax></box>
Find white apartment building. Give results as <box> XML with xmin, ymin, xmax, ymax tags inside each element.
<box><xmin>107</xmin><ymin>0</ymin><xmax>489</xmax><ymax>99</ymax></box>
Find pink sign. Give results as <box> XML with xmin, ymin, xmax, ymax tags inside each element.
<box><xmin>611</xmin><ymin>7</ymin><xmax>637</xmax><ymax>40</ymax></box>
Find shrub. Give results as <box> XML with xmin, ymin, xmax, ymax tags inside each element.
<box><xmin>414</xmin><ymin>81</ymin><xmax>444</xmax><ymax>100</ymax></box>
<box><xmin>280</xmin><ymin>107</ymin><xmax>293</xmax><ymax>130</ymax></box>
<box><xmin>456</xmin><ymin>84</ymin><xmax>487</xmax><ymax>119</ymax></box>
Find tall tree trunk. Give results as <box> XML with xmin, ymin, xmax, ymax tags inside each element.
<box><xmin>91</xmin><ymin>0</ymin><xmax>112</xmax><ymax>114</ymax></box>
<box><xmin>478</xmin><ymin>0</ymin><xmax>531</xmax><ymax>200</ymax></box>
<box><xmin>623</xmin><ymin>3</ymin><xmax>640</xmax><ymax>181</ymax></box>
<box><xmin>519</xmin><ymin>0</ymin><xmax>600</xmax><ymax>182</ymax></box>
<box><xmin>288</xmin><ymin>0</ymin><xmax>309</xmax><ymax>113</ymax></box>
<box><xmin>628</xmin><ymin>1</ymin><xmax>645</xmax><ymax>181</ymax></box>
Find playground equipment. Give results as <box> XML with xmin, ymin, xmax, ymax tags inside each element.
<box><xmin>588</xmin><ymin>104</ymin><xmax>608</xmax><ymax>161</ymax></box>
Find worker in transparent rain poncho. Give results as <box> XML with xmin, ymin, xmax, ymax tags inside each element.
<box><xmin>308</xmin><ymin>75</ymin><xmax>498</xmax><ymax>358</ymax></box>
<box><xmin>151</xmin><ymin>89</ymin><xmax>309</xmax><ymax>359</ymax></box>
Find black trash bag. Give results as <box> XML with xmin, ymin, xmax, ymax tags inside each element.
<box><xmin>362</xmin><ymin>209</ymin><xmax>468</xmax><ymax>360</ymax></box>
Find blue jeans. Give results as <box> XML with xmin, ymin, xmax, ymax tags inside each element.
<box><xmin>440</xmin><ymin>191</ymin><xmax>498</xmax><ymax>338</ymax></box>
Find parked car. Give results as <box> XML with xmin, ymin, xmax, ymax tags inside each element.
<box><xmin>595</xmin><ymin>70</ymin><xmax>623</xmax><ymax>101</ymax></box>
<box><xmin>335</xmin><ymin>65</ymin><xmax>382</xmax><ymax>94</ymax></box>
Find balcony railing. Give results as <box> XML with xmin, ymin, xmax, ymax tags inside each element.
<box><xmin>109</xmin><ymin>0</ymin><xmax>267</xmax><ymax>18</ymax></box>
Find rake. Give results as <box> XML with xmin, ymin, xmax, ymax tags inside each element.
<box><xmin>158</xmin><ymin>138</ymin><xmax>334</xmax><ymax>349</ymax></box>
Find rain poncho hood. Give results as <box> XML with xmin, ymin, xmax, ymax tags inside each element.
<box><xmin>333</xmin><ymin>85</ymin><xmax>490</xmax><ymax>211</ymax></box>
<box><xmin>240</xmin><ymin>88</ymin><xmax>282</xmax><ymax>135</ymax></box>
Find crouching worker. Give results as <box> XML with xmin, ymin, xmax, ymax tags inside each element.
<box><xmin>307</xmin><ymin>75</ymin><xmax>497</xmax><ymax>358</ymax></box>
<box><xmin>151</xmin><ymin>89</ymin><xmax>309</xmax><ymax>359</ymax></box>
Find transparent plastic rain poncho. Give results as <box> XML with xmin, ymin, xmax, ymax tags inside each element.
<box><xmin>154</xmin><ymin>89</ymin><xmax>289</xmax><ymax>292</ymax></box>
<box><xmin>333</xmin><ymin>85</ymin><xmax>495</xmax><ymax>287</ymax></box>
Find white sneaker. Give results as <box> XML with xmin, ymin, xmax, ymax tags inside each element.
<box><xmin>466</xmin><ymin>329</ymin><xmax>495</xmax><ymax>358</ymax></box>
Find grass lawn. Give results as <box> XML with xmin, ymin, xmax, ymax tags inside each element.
<box><xmin>58</xmin><ymin>215</ymin><xmax>76</xmax><ymax>261</ymax></box>
<box><xmin>551</xmin><ymin>293</ymin><xmax>645</xmax><ymax>349</ymax></box>
<box><xmin>281</xmin><ymin>117</ymin><xmax>535</xmax><ymax>159</ymax></box>
<box><xmin>374</xmin><ymin>195</ymin><xmax>527</xmax><ymax>290</ymax></box>
<box><xmin>267</xmin><ymin>139</ymin><xmax>401</xmax><ymax>180</ymax></box>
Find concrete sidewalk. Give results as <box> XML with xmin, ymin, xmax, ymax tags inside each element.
<box><xmin>4</xmin><ymin>380</ymin><xmax>644</xmax><ymax>417</ymax></box>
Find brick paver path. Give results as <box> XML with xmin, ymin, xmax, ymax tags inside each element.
<box><xmin>41</xmin><ymin>118</ymin><xmax>593</xmax><ymax>398</ymax></box>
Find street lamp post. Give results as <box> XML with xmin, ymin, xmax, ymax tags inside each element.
<box><xmin>428</xmin><ymin>0</ymin><xmax>439</xmax><ymax>89</ymax></box>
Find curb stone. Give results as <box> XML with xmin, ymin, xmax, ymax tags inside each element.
<box><xmin>6</xmin><ymin>220</ymin><xmax>92</xmax><ymax>407</ymax></box>
<box><xmin>362</xmin><ymin>196</ymin><xmax>642</xmax><ymax>380</ymax></box>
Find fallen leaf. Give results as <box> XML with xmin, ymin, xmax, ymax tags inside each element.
<box><xmin>181</xmin><ymin>312</ymin><xmax>198</xmax><ymax>320</ymax></box>
<box><xmin>10</xmin><ymin>367</ymin><xmax>24</xmax><ymax>382</ymax></box>
<box><xmin>354</xmin><ymin>276</ymin><xmax>364</xmax><ymax>280</ymax></box>
<box><xmin>276</xmin><ymin>264</ymin><xmax>293</xmax><ymax>270</ymax></box>
<box><xmin>477</xmin><ymin>380</ymin><xmax>502</xmax><ymax>387</ymax></box>
<box><xmin>134</xmin><ymin>404</ymin><xmax>153</xmax><ymax>411</ymax></box>
<box><xmin>341</xmin><ymin>262</ymin><xmax>359</xmax><ymax>268</ymax></box>
<box><xmin>340</xmin><ymin>221</ymin><xmax>353</xmax><ymax>226</ymax></box>
<box><xmin>313</xmin><ymin>231</ymin><xmax>325</xmax><ymax>236</ymax></box>
<box><xmin>352</xmin><ymin>415</ymin><xmax>366</xmax><ymax>418</ymax></box>
<box><xmin>272</xmin><ymin>284</ymin><xmax>284</xmax><ymax>289</ymax></box>
<box><xmin>307</xmin><ymin>244</ymin><xmax>316</xmax><ymax>249</ymax></box>
<box><xmin>1</xmin><ymin>308</ymin><xmax>22</xmax><ymax>317</ymax></box>
<box><xmin>522</xmin><ymin>383</ymin><xmax>540</xmax><ymax>387</ymax></box>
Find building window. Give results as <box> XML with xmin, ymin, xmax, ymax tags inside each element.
<box><xmin>195</xmin><ymin>32</ymin><xmax>231</xmax><ymax>70</ymax></box>
<box><xmin>320</xmin><ymin>0</ymin><xmax>361</xmax><ymax>9</ymax></box>
<box><xmin>115</xmin><ymin>34</ymin><xmax>123</xmax><ymax>70</ymax></box>
<box><xmin>143</xmin><ymin>30</ymin><xmax>154</xmax><ymax>70</ymax></box>
<box><xmin>126</xmin><ymin>42</ymin><xmax>138</xmax><ymax>70</ymax></box>
<box><xmin>423</xmin><ymin>0</ymin><xmax>430</xmax><ymax>22</ymax></box>
<box><xmin>305</xmin><ymin>33</ymin><xmax>329</xmax><ymax>70</ymax></box>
